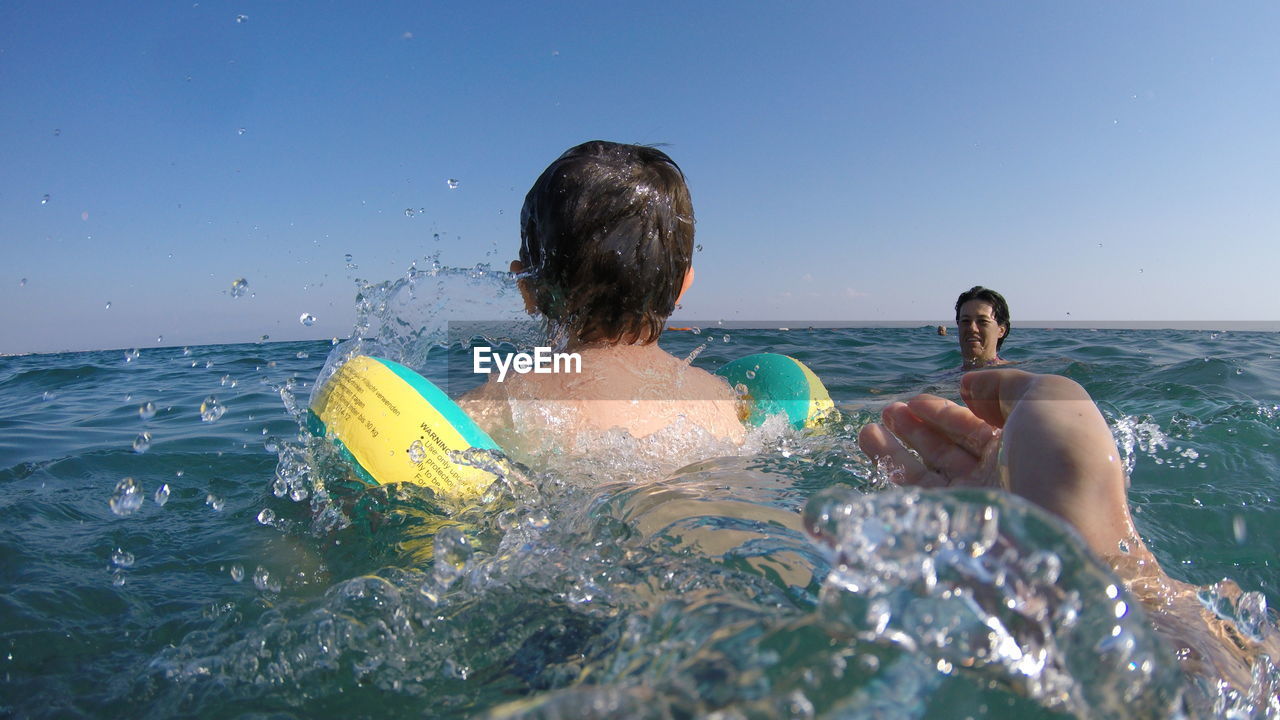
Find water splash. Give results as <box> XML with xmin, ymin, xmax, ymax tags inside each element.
<box><xmin>311</xmin><ymin>257</ymin><xmax>528</xmax><ymax>403</ymax></box>
<box><xmin>803</xmin><ymin>486</ymin><xmax>1188</xmax><ymax>717</ymax></box>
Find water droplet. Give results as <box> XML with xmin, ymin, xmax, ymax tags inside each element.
<box><xmin>19</xmin><ymin>278</ymin><xmax>27</xmax><ymax>287</ymax></box>
<box><xmin>132</xmin><ymin>432</ymin><xmax>153</xmax><ymax>453</ymax></box>
<box><xmin>745</xmin><ymin>369</ymin><xmax>756</xmax><ymax>380</ymax></box>
<box><xmin>155</xmin><ymin>335</ymin><xmax>163</xmax><ymax>343</ymax></box>
<box><xmin>124</xmin><ymin>348</ymin><xmax>140</xmax><ymax>363</ymax></box>
<box><xmin>230</xmin><ymin>278</ymin><xmax>249</xmax><ymax>298</ymax></box>
<box><xmin>220</xmin><ymin>374</ymin><xmax>236</xmax><ymax>387</ymax></box>
<box><xmin>111</xmin><ymin>548</ymin><xmax>136</xmax><ymax>568</ymax></box>
<box><xmin>139</xmin><ymin>401</ymin><xmax>156</xmax><ymax>420</ymax></box>
<box><xmin>690</xmin><ymin>327</ymin><xmax>701</xmax><ymax>335</ymax></box>
<box><xmin>205</xmin><ymin>493</ymin><xmax>224</xmax><ymax>511</ymax></box>
<box><xmin>295</xmin><ymin>351</ymin><xmax>309</xmax><ymax>359</ymax></box>
<box><xmin>404</xmin><ymin>208</ymin><xmax>417</xmax><ymax>217</ymax></box>
<box><xmin>695</xmin><ymin>243</ymin><xmax>703</xmax><ymax>252</ymax></box>
<box><xmin>344</xmin><ymin>253</ymin><xmax>353</xmax><ymax>262</ymax></box>
<box><xmin>112</xmin><ymin>571</ymin><xmax>126</xmax><ymax>587</ymax></box>
<box><xmin>258</xmin><ymin>334</ymin><xmax>269</xmax><ymax>343</ymax></box>
<box><xmin>40</xmin><ymin>194</ymin><xmax>50</xmax><ymax>205</ymax></box>
<box><xmin>109</xmin><ymin>477</ymin><xmax>145</xmax><ymax>516</ymax></box>
<box><xmin>1233</xmin><ymin>515</ymin><xmax>1247</xmax><ymax>543</ymax></box>
<box><xmin>230</xmin><ymin>564</ymin><xmax>245</xmax><ymax>582</ymax></box>
<box><xmin>104</xmin><ymin>301</ymin><xmax>112</xmax><ymax>310</ymax></box>
<box><xmin>234</xmin><ymin>13</ymin><xmax>248</xmax><ymax>23</ymax></box>
<box><xmin>154</xmin><ymin>483</ymin><xmax>171</xmax><ymax>506</ymax></box>
<box><xmin>447</xmin><ymin>178</ymin><xmax>460</xmax><ymax>189</ymax></box>
<box><xmin>408</xmin><ymin>439</ymin><xmax>426</xmax><ymax>463</ymax></box>
<box><xmin>298</xmin><ymin>312</ymin><xmax>316</xmax><ymax>326</ymax></box>
<box><xmin>41</xmin><ymin>390</ymin><xmax>56</xmax><ymax>401</ymax></box>
<box><xmin>257</xmin><ymin>508</ymin><xmax>276</xmax><ymax>525</ymax></box>
<box><xmin>53</xmin><ymin>128</ymin><xmax>61</xmax><ymax>136</ymax></box>
<box><xmin>253</xmin><ymin>566</ymin><xmax>278</xmax><ymax>591</ymax></box>
<box><xmin>200</xmin><ymin>395</ymin><xmax>226</xmax><ymax>422</ymax></box>
<box><xmin>236</xmin><ymin>127</ymin><xmax>246</xmax><ymax>135</ymax></box>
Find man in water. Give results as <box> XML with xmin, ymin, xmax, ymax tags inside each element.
<box><xmin>955</xmin><ymin>286</ymin><xmax>1010</xmax><ymax>369</ymax></box>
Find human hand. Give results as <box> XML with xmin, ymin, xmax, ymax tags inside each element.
<box><xmin>859</xmin><ymin>369</ymin><xmax>1139</xmax><ymax>558</ymax></box>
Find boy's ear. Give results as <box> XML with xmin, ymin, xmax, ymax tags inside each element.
<box><xmin>511</xmin><ymin>260</ymin><xmax>536</xmax><ymax>314</ymax></box>
<box><xmin>674</xmin><ymin>266</ymin><xmax>695</xmax><ymax>307</ymax></box>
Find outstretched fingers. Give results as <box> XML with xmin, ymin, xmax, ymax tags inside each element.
<box><xmin>903</xmin><ymin>394</ymin><xmax>1001</xmax><ymax>460</ymax></box>
<box><xmin>858</xmin><ymin>409</ymin><xmax>944</xmax><ymax>488</ymax></box>
<box><xmin>860</xmin><ymin>399</ymin><xmax>987</xmax><ymax>488</ymax></box>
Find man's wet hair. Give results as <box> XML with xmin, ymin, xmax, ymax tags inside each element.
<box><xmin>955</xmin><ymin>286</ymin><xmax>1011</xmax><ymax>349</ymax></box>
<box><xmin>520</xmin><ymin>141</ymin><xmax>694</xmax><ymax>345</ymax></box>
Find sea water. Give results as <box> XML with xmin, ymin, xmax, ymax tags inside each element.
<box><xmin>2</xmin><ymin>310</ymin><xmax>1279</xmax><ymax>717</ymax></box>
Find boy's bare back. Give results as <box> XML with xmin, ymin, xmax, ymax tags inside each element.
<box><xmin>462</xmin><ymin>343</ymin><xmax>743</xmax><ymax>452</ymax></box>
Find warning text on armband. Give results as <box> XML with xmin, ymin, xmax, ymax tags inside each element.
<box><xmin>415</xmin><ymin>421</ymin><xmax>463</xmax><ymax>485</ymax></box>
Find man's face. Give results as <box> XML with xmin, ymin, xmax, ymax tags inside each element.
<box><xmin>957</xmin><ymin>299</ymin><xmax>1006</xmax><ymax>365</ymax></box>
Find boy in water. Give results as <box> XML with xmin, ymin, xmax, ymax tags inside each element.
<box><xmin>858</xmin><ymin>368</ymin><xmax>1278</xmax><ymax>690</ymax></box>
<box><xmin>460</xmin><ymin>141</ymin><xmax>743</xmax><ymax>467</ymax></box>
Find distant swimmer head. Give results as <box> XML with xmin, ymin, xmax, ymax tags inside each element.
<box><xmin>516</xmin><ymin>141</ymin><xmax>695</xmax><ymax>347</ymax></box>
<box><xmin>955</xmin><ymin>286</ymin><xmax>1010</xmax><ymax>367</ymax></box>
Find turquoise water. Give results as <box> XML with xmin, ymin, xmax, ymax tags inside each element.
<box><xmin>2</xmin><ymin>326</ymin><xmax>1278</xmax><ymax>718</ymax></box>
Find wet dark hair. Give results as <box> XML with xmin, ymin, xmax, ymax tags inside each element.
<box><xmin>955</xmin><ymin>286</ymin><xmax>1011</xmax><ymax>349</ymax></box>
<box><xmin>519</xmin><ymin>141</ymin><xmax>694</xmax><ymax>345</ymax></box>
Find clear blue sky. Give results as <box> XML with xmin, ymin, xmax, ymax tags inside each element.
<box><xmin>3</xmin><ymin>1</ymin><xmax>1278</xmax><ymax>354</ymax></box>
